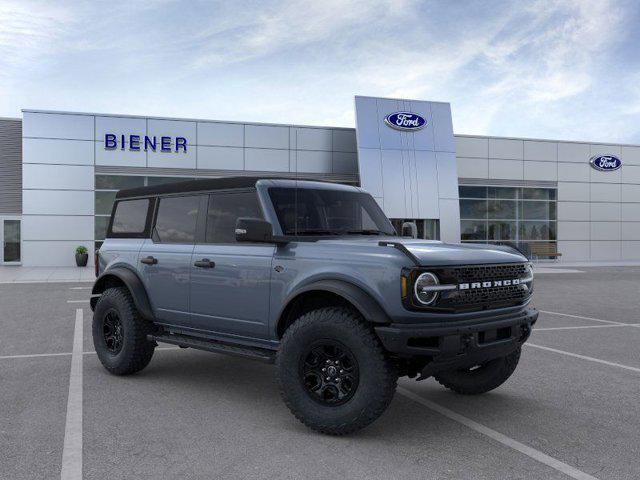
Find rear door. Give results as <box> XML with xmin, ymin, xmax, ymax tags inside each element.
<box><xmin>139</xmin><ymin>194</ymin><xmax>202</xmax><ymax>327</ymax></box>
<box><xmin>189</xmin><ymin>190</ymin><xmax>274</xmax><ymax>338</ymax></box>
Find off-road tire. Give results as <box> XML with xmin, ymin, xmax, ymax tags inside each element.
<box><xmin>92</xmin><ymin>287</ymin><xmax>155</xmax><ymax>375</ymax></box>
<box><xmin>276</xmin><ymin>307</ymin><xmax>397</xmax><ymax>435</ymax></box>
<box><xmin>434</xmin><ymin>347</ymin><xmax>521</xmax><ymax>395</ymax></box>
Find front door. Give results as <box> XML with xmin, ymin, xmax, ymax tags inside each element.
<box><xmin>139</xmin><ymin>195</ymin><xmax>202</xmax><ymax>328</ymax></box>
<box><xmin>0</xmin><ymin>217</ymin><xmax>21</xmax><ymax>264</ymax></box>
<box><xmin>190</xmin><ymin>191</ymin><xmax>274</xmax><ymax>339</ymax></box>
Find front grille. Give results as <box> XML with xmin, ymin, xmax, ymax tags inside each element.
<box><xmin>427</xmin><ymin>263</ymin><xmax>530</xmax><ymax>312</ymax></box>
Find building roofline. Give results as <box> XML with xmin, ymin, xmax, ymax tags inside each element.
<box><xmin>20</xmin><ymin>109</ymin><xmax>355</xmax><ymax>131</ymax></box>
<box><xmin>0</xmin><ymin>116</ymin><xmax>21</xmax><ymax>122</ymax></box>
<box><xmin>354</xmin><ymin>95</ymin><xmax>450</xmax><ymax>105</ymax></box>
<box><xmin>454</xmin><ymin>133</ymin><xmax>640</xmax><ymax>148</ymax></box>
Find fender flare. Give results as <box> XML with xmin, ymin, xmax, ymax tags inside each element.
<box><xmin>277</xmin><ymin>279</ymin><xmax>391</xmax><ymax>330</ymax></box>
<box><xmin>90</xmin><ymin>267</ymin><xmax>154</xmax><ymax>320</ymax></box>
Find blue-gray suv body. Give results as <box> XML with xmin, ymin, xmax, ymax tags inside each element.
<box><xmin>91</xmin><ymin>177</ymin><xmax>538</xmax><ymax>435</ymax></box>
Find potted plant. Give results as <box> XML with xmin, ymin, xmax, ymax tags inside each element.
<box><xmin>75</xmin><ymin>245</ymin><xmax>88</xmax><ymax>267</ymax></box>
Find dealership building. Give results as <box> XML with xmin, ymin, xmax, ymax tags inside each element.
<box><xmin>0</xmin><ymin>95</ymin><xmax>639</xmax><ymax>267</ymax></box>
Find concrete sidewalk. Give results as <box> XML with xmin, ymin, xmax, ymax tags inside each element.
<box><xmin>0</xmin><ymin>266</ymin><xmax>94</xmax><ymax>283</ymax></box>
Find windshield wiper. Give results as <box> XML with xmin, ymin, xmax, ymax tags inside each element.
<box><xmin>286</xmin><ymin>229</ymin><xmax>342</xmax><ymax>236</ymax></box>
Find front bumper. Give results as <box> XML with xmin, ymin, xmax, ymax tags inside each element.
<box><xmin>375</xmin><ymin>307</ymin><xmax>538</xmax><ymax>374</ymax></box>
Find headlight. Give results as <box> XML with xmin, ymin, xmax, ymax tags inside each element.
<box><xmin>522</xmin><ymin>263</ymin><xmax>534</xmax><ymax>292</ymax></box>
<box><xmin>414</xmin><ymin>272</ymin><xmax>440</xmax><ymax>305</ymax></box>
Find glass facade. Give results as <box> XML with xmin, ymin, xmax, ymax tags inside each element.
<box><xmin>459</xmin><ymin>186</ymin><xmax>557</xmax><ymax>257</ymax></box>
<box><xmin>94</xmin><ymin>175</ymin><xmax>197</xmax><ymax>249</ymax></box>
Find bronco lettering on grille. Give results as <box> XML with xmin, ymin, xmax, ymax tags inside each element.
<box><xmin>458</xmin><ymin>278</ymin><xmax>520</xmax><ymax>290</ymax></box>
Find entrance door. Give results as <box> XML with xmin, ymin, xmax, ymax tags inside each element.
<box><xmin>0</xmin><ymin>217</ymin><xmax>21</xmax><ymax>264</ymax></box>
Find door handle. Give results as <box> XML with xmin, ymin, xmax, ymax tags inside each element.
<box><xmin>194</xmin><ymin>259</ymin><xmax>215</xmax><ymax>268</ymax></box>
<box><xmin>140</xmin><ymin>256</ymin><xmax>158</xmax><ymax>265</ymax></box>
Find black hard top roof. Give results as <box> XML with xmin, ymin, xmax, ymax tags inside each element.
<box><xmin>115</xmin><ymin>176</ymin><xmax>345</xmax><ymax>199</ymax></box>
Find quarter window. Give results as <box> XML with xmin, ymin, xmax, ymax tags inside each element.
<box><xmin>111</xmin><ymin>199</ymin><xmax>150</xmax><ymax>234</ymax></box>
<box><xmin>205</xmin><ymin>192</ymin><xmax>262</xmax><ymax>243</ymax></box>
<box><xmin>154</xmin><ymin>196</ymin><xmax>200</xmax><ymax>244</ymax></box>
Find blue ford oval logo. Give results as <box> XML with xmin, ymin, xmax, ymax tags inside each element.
<box><xmin>384</xmin><ymin>112</ymin><xmax>427</xmax><ymax>131</ymax></box>
<box><xmin>590</xmin><ymin>155</ymin><xmax>621</xmax><ymax>171</ymax></box>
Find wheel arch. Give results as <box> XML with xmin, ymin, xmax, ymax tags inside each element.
<box><xmin>90</xmin><ymin>267</ymin><xmax>154</xmax><ymax>321</ymax></box>
<box><xmin>276</xmin><ymin>279</ymin><xmax>390</xmax><ymax>338</ymax></box>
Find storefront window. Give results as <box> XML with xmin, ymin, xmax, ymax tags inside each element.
<box><xmin>459</xmin><ymin>185</ymin><xmax>557</xmax><ymax>257</ymax></box>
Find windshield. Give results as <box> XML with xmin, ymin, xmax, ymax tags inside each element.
<box><xmin>268</xmin><ymin>187</ymin><xmax>396</xmax><ymax>236</ymax></box>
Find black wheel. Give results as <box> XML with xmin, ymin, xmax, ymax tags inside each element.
<box><xmin>92</xmin><ymin>287</ymin><xmax>155</xmax><ymax>375</ymax></box>
<box><xmin>276</xmin><ymin>307</ymin><xmax>397</xmax><ymax>435</ymax></box>
<box><xmin>434</xmin><ymin>347</ymin><xmax>521</xmax><ymax>395</ymax></box>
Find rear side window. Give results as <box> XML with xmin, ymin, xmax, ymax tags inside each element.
<box><xmin>154</xmin><ymin>195</ymin><xmax>200</xmax><ymax>244</ymax></box>
<box><xmin>206</xmin><ymin>191</ymin><xmax>262</xmax><ymax>243</ymax></box>
<box><xmin>111</xmin><ymin>199</ymin><xmax>150</xmax><ymax>235</ymax></box>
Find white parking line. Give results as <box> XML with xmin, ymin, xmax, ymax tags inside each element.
<box><xmin>398</xmin><ymin>387</ymin><xmax>599</xmax><ymax>480</ymax></box>
<box><xmin>69</xmin><ymin>287</ymin><xmax>91</xmax><ymax>290</ymax></box>
<box><xmin>0</xmin><ymin>351</ymin><xmax>72</xmax><ymax>360</ymax></box>
<box><xmin>525</xmin><ymin>343</ymin><xmax>640</xmax><ymax>373</ymax></box>
<box><xmin>60</xmin><ymin>309</ymin><xmax>83</xmax><ymax>480</ymax></box>
<box><xmin>534</xmin><ymin>323</ymin><xmax>640</xmax><ymax>331</ymax></box>
<box><xmin>66</xmin><ymin>300</ymin><xmax>88</xmax><ymax>304</ymax></box>
<box><xmin>538</xmin><ymin>310</ymin><xmax>624</xmax><ymax>325</ymax></box>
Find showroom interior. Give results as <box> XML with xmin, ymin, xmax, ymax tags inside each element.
<box><xmin>0</xmin><ymin>95</ymin><xmax>639</xmax><ymax>267</ymax></box>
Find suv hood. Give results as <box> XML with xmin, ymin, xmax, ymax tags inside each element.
<box><xmin>318</xmin><ymin>237</ymin><xmax>528</xmax><ymax>266</ymax></box>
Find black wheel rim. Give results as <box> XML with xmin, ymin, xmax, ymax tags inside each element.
<box><xmin>299</xmin><ymin>340</ymin><xmax>359</xmax><ymax>406</ymax></box>
<box><xmin>102</xmin><ymin>309</ymin><xmax>124</xmax><ymax>354</ymax></box>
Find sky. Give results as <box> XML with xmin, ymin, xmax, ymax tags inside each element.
<box><xmin>1</xmin><ymin>0</ymin><xmax>639</xmax><ymax>143</ymax></box>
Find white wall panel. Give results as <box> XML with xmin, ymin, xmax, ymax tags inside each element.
<box><xmin>558</xmin><ymin>202</ymin><xmax>589</xmax><ymax>221</ymax></box>
<box><xmin>147</xmin><ymin>119</ymin><xmax>196</xmax><ymax>143</ymax></box>
<box><xmin>22</xmin><ymin>240</ymin><xmax>95</xmax><ymax>267</ymax></box>
<box><xmin>524</xmin><ymin>141</ymin><xmax>557</xmax><ymax>161</ymax></box>
<box><xmin>621</xmin><ymin>146</ymin><xmax>640</xmax><ymax>166</ymax></box>
<box><xmin>354</xmin><ymin>97</ymin><xmax>380</xmax><ymax>149</ymax></box>
<box><xmin>558</xmin><ymin>142</ymin><xmax>590</xmax><ymax>163</ymax></box>
<box><xmin>457</xmin><ymin>157</ymin><xmax>488</xmax><ymax>178</ymax></box>
<box><xmin>197</xmin><ymin>122</ymin><xmax>243</xmax><ymax>147</ymax></box>
<box><xmin>415</xmin><ymin>150</ymin><xmax>439</xmax><ymax>219</ymax></box>
<box><xmin>489</xmin><ymin>139</ymin><xmax>523</xmax><ymax>160</ymax></box>
<box><xmin>590</xmin><ymin>203</ymin><xmax>620</xmax><ymax>221</ymax></box>
<box><xmin>23</xmin><ymin>190</ymin><xmax>94</xmax><ymax>215</ymax></box>
<box><xmin>431</xmin><ymin>103</ymin><xmax>454</xmax><ymax>153</ymax></box>
<box><xmin>376</xmin><ymin>98</ymin><xmax>404</xmax><ymax>151</ymax></box>
<box><xmin>590</xmin><ymin>166</ymin><xmax>621</xmax><ymax>184</ymax></box>
<box><xmin>23</xmin><ymin>138</ymin><xmax>94</xmax><ymax>166</ymax></box>
<box><xmin>380</xmin><ymin>150</ymin><xmax>406</xmax><ymax>218</ymax></box>
<box><xmin>292</xmin><ymin>128</ymin><xmax>332</xmax><ymax>151</ymax></box>
<box><xmin>332</xmin><ymin>152</ymin><xmax>358</xmax><ymax>174</ymax></box>
<box><xmin>23</xmin><ymin>112</ymin><xmax>94</xmax><ymax>140</ymax></box>
<box><xmin>590</xmin><ymin>183</ymin><xmax>620</xmax><ymax>202</ymax></box>
<box><xmin>23</xmin><ymin>164</ymin><xmax>94</xmax><ymax>190</ymax></box>
<box><xmin>622</xmin><ymin>203</ymin><xmax>640</xmax><ymax>221</ymax></box>
<box><xmin>558</xmin><ymin>162</ymin><xmax>590</xmax><ymax>182</ymax></box>
<box><xmin>454</xmin><ymin>136</ymin><xmax>488</xmax><ymax>158</ymax></box>
<box><xmin>95</xmin><ymin>116</ymin><xmax>146</xmax><ymax>143</ymax></box>
<box><xmin>244</xmin><ymin>148</ymin><xmax>289</xmax><ymax>172</ymax></box>
<box><xmin>406</xmin><ymin>100</ymin><xmax>435</xmax><ymax>152</ymax></box>
<box><xmin>332</xmin><ymin>130</ymin><xmax>357</xmax><ymax>152</ymax></box>
<box><xmin>295</xmin><ymin>150</ymin><xmax>332</xmax><ymax>173</ymax></box>
<box><xmin>591</xmin><ymin>144</ymin><xmax>621</xmax><ymax>157</ymax></box>
<box><xmin>590</xmin><ymin>222</ymin><xmax>620</xmax><ymax>240</ymax></box>
<box><xmin>622</xmin><ymin>241</ymin><xmax>640</xmax><ymax>259</ymax></box>
<box><xmin>197</xmin><ymin>146</ymin><xmax>243</xmax><ymax>170</ymax></box>
<box><xmin>557</xmin><ymin>222</ymin><xmax>589</xmax><ymax>240</ymax></box>
<box><xmin>622</xmin><ymin>184</ymin><xmax>640</xmax><ymax>202</ymax></box>
<box><xmin>439</xmin><ymin>198</ymin><xmax>461</xmax><ymax>243</ymax></box>
<box><xmin>357</xmin><ymin>149</ymin><xmax>383</xmax><ymax>197</ymax></box>
<box><xmin>557</xmin><ymin>241</ymin><xmax>590</xmax><ymax>261</ymax></box>
<box><xmin>244</xmin><ymin>125</ymin><xmax>289</xmax><ymax>149</ymax></box>
<box><xmin>621</xmin><ymin>165</ymin><xmax>640</xmax><ymax>183</ymax></box>
<box><xmin>488</xmin><ymin>159</ymin><xmax>523</xmax><ymax>180</ymax></box>
<box><xmin>22</xmin><ymin>215</ymin><xmax>93</xmax><ymax>241</ymax></box>
<box><xmin>524</xmin><ymin>161</ymin><xmax>557</xmax><ymax>181</ymax></box>
<box><xmin>95</xmin><ymin>144</ymin><xmax>147</xmax><ymax>167</ymax></box>
<box><xmin>147</xmin><ymin>149</ymin><xmax>196</xmax><ymax>169</ymax></box>
<box><xmin>622</xmin><ymin>223</ymin><xmax>640</xmax><ymax>240</ymax></box>
<box><xmin>436</xmin><ymin>152</ymin><xmax>459</xmax><ymax>199</ymax></box>
<box><xmin>590</xmin><ymin>241</ymin><xmax>621</xmax><ymax>261</ymax></box>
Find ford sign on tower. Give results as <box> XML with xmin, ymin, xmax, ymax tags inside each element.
<box><xmin>384</xmin><ymin>112</ymin><xmax>427</xmax><ymax>131</ymax></box>
<box><xmin>589</xmin><ymin>155</ymin><xmax>622</xmax><ymax>171</ymax></box>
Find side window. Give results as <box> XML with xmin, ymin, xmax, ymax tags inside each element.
<box><xmin>206</xmin><ymin>191</ymin><xmax>262</xmax><ymax>243</ymax></box>
<box><xmin>110</xmin><ymin>199</ymin><xmax>150</xmax><ymax>235</ymax></box>
<box><xmin>154</xmin><ymin>195</ymin><xmax>200</xmax><ymax>244</ymax></box>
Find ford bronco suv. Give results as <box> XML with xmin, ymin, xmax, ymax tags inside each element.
<box><xmin>91</xmin><ymin>177</ymin><xmax>537</xmax><ymax>435</ymax></box>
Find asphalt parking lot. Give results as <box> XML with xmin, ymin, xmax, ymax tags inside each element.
<box><xmin>1</xmin><ymin>267</ymin><xmax>639</xmax><ymax>480</ymax></box>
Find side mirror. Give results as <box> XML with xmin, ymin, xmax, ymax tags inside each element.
<box><xmin>235</xmin><ymin>217</ymin><xmax>273</xmax><ymax>243</ymax></box>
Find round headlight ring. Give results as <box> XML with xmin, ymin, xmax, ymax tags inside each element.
<box><xmin>414</xmin><ymin>272</ymin><xmax>440</xmax><ymax>306</ymax></box>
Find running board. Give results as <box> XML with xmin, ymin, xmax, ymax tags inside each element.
<box><xmin>148</xmin><ymin>333</ymin><xmax>276</xmax><ymax>364</ymax></box>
